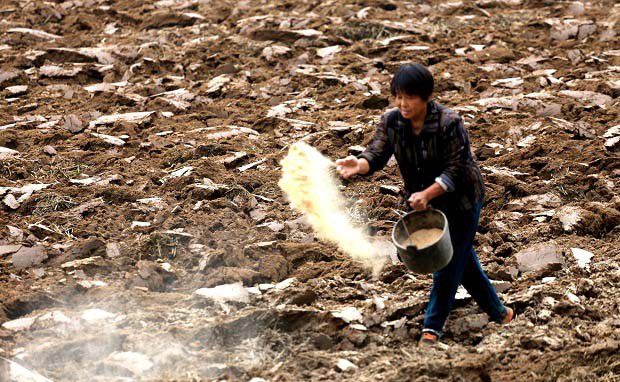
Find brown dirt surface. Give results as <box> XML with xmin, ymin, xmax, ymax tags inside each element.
<box><xmin>0</xmin><ymin>0</ymin><xmax>619</xmax><ymax>381</ymax></box>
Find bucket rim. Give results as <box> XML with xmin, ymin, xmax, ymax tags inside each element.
<box><xmin>391</xmin><ymin>208</ymin><xmax>449</xmax><ymax>251</ymax></box>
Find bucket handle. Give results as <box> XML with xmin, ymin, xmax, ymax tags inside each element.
<box><xmin>392</xmin><ymin>207</ymin><xmax>435</xmax><ymax>217</ymax></box>
<box><xmin>392</xmin><ymin>208</ymin><xmax>415</xmax><ymax>246</ymax></box>
<box><xmin>391</xmin><ymin>208</ymin><xmax>406</xmax><ymax>217</ymax></box>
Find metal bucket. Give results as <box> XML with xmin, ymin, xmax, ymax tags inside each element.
<box><xmin>391</xmin><ymin>209</ymin><xmax>453</xmax><ymax>274</ymax></box>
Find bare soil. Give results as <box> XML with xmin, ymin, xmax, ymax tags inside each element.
<box><xmin>0</xmin><ymin>0</ymin><xmax>619</xmax><ymax>381</ymax></box>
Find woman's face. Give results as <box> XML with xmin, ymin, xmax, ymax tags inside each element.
<box><xmin>395</xmin><ymin>92</ymin><xmax>427</xmax><ymax>121</ymax></box>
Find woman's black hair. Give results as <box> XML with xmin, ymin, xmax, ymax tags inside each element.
<box><xmin>390</xmin><ymin>63</ymin><xmax>434</xmax><ymax>100</ymax></box>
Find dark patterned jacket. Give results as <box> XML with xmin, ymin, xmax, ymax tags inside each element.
<box><xmin>357</xmin><ymin>100</ymin><xmax>485</xmax><ymax>217</ymax></box>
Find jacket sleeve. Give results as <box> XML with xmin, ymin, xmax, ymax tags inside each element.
<box><xmin>437</xmin><ymin>115</ymin><xmax>470</xmax><ymax>192</ymax></box>
<box><xmin>356</xmin><ymin>113</ymin><xmax>393</xmax><ymax>176</ymax></box>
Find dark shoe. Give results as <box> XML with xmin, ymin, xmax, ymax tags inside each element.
<box><xmin>419</xmin><ymin>332</ymin><xmax>438</xmax><ymax>346</ymax></box>
<box><xmin>502</xmin><ymin>307</ymin><xmax>514</xmax><ymax>324</ymax></box>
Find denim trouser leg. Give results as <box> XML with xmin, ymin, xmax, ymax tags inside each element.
<box><xmin>422</xmin><ymin>203</ymin><xmax>506</xmax><ymax>335</ymax></box>
<box><xmin>461</xmin><ymin>248</ymin><xmax>507</xmax><ymax>322</ymax></box>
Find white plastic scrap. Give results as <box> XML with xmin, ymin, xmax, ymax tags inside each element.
<box><xmin>403</xmin><ymin>45</ymin><xmax>430</xmax><ymax>51</ymax></box>
<box><xmin>3</xmin><ymin>194</ymin><xmax>19</xmax><ymax>209</ymax></box>
<box><xmin>0</xmin><ymin>356</ymin><xmax>53</xmax><ymax>382</ymax></box>
<box><xmin>80</xmin><ymin>308</ymin><xmax>118</xmax><ymax>323</ymax></box>
<box><xmin>194</xmin><ymin>282</ymin><xmax>250</xmax><ymax>303</ymax></box>
<box><xmin>559</xmin><ymin>90</ymin><xmax>612</xmax><ymax>106</ymax></box>
<box><xmin>91</xmin><ymin>132</ymin><xmax>126</xmax><ymax>146</ymax></box>
<box><xmin>292</xmin><ymin>29</ymin><xmax>322</xmax><ymax>37</ymax></box>
<box><xmin>131</xmin><ymin>221</ymin><xmax>151</xmax><ymax>229</ymax></box>
<box><xmin>1</xmin><ymin>183</ymin><xmax>50</xmax><ymax>207</ymax></box>
<box><xmin>565</xmin><ymin>292</ymin><xmax>581</xmax><ymax>305</ymax></box>
<box><xmin>378</xmin><ymin>35</ymin><xmax>413</xmax><ymax>46</ymax></box>
<box><xmin>137</xmin><ymin>197</ymin><xmax>165</xmax><ymax>208</ymax></box>
<box><xmin>89</xmin><ymin>111</ymin><xmax>155</xmax><ymax>127</ymax></box>
<box><xmin>381</xmin><ymin>317</ymin><xmax>407</xmax><ymax>329</ymax></box>
<box><xmin>246</xmin><ymin>286</ymin><xmax>261</xmax><ymax>295</ymax></box>
<box><xmin>455</xmin><ymin>285</ymin><xmax>471</xmax><ymax>300</ymax></box>
<box><xmin>169</xmin><ymin>166</ymin><xmax>193</xmax><ymax>178</ymax></box>
<box><xmin>373</xmin><ymin>296</ymin><xmax>386</xmax><ymax>311</ymax></box>
<box><xmin>538</xmin><ymin>309</ymin><xmax>552</xmax><ymax>321</ymax></box>
<box><xmin>517</xmin><ymin>134</ymin><xmax>536</xmax><ymax>148</ymax></box>
<box><xmin>570</xmin><ymin>248</ymin><xmax>594</xmax><ymax>269</ymax></box>
<box><xmin>332</xmin><ymin>306</ymin><xmax>363</xmax><ymax>323</ymax></box>
<box><xmin>275</xmin><ymin>277</ymin><xmax>296</xmax><ymax>290</ymax></box>
<box><xmin>267</xmin><ymin>98</ymin><xmax>317</xmax><ymax>118</ymax></box>
<box><xmin>336</xmin><ymin>358</ymin><xmax>358</xmax><ymax>372</ymax></box>
<box><xmin>556</xmin><ymin>206</ymin><xmax>583</xmax><ymax>232</ymax></box>
<box><xmin>0</xmin><ymin>147</ymin><xmax>20</xmax><ymax>159</ymax></box>
<box><xmin>262</xmin><ymin>45</ymin><xmax>291</xmax><ymax>61</ymax></box>
<box><xmin>69</xmin><ymin>176</ymin><xmax>102</xmax><ymax>185</ymax></box>
<box><xmin>316</xmin><ymin>45</ymin><xmax>341</xmax><ymax>59</ymax></box>
<box><xmin>160</xmin><ymin>166</ymin><xmax>193</xmax><ymax>183</ymax></box>
<box><xmin>603</xmin><ymin>124</ymin><xmax>620</xmax><ymax>150</ymax></box>
<box><xmin>258</xmin><ymin>283</ymin><xmax>275</xmax><ymax>291</ymax></box>
<box><xmin>350</xmin><ymin>324</ymin><xmax>367</xmax><ymax>331</ymax></box>
<box><xmin>2</xmin><ymin>316</ymin><xmax>37</xmax><ymax>331</ymax></box>
<box><xmin>61</xmin><ymin>256</ymin><xmax>104</xmax><ymax>269</ymax></box>
<box><xmin>205</xmin><ymin>74</ymin><xmax>231</xmax><ymax>94</ymax></box>
<box><xmin>492</xmin><ymin>77</ymin><xmax>524</xmax><ymax>88</ymax></box>
<box><xmin>77</xmin><ymin>280</ymin><xmax>108</xmax><ymax>289</ymax></box>
<box><xmin>84</xmin><ymin>81</ymin><xmax>127</xmax><ymax>93</ymax></box>
<box><xmin>8</xmin><ymin>27</ymin><xmax>61</xmax><ymax>40</ymax></box>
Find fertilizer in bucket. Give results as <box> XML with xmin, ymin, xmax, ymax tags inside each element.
<box><xmin>404</xmin><ymin>228</ymin><xmax>444</xmax><ymax>248</ymax></box>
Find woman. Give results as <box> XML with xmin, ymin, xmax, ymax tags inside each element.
<box><xmin>336</xmin><ymin>63</ymin><xmax>513</xmax><ymax>345</ymax></box>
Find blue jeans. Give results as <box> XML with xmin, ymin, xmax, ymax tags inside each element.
<box><xmin>422</xmin><ymin>202</ymin><xmax>507</xmax><ymax>336</ymax></box>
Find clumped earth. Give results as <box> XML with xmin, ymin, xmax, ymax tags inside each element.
<box><xmin>0</xmin><ymin>0</ymin><xmax>619</xmax><ymax>381</ymax></box>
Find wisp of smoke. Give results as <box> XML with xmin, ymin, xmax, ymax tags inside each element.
<box><xmin>279</xmin><ymin>142</ymin><xmax>387</xmax><ymax>276</ymax></box>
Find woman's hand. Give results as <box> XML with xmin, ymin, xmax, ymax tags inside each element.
<box><xmin>408</xmin><ymin>183</ymin><xmax>445</xmax><ymax>210</ymax></box>
<box><xmin>408</xmin><ymin>191</ymin><xmax>429</xmax><ymax>211</ymax></box>
<box><xmin>335</xmin><ymin>156</ymin><xmax>361</xmax><ymax>179</ymax></box>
